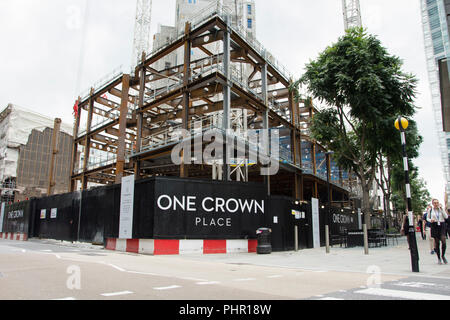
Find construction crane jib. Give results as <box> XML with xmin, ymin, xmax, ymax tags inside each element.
<box><xmin>132</xmin><ymin>0</ymin><xmax>153</xmax><ymax>69</ymax></box>
<box><xmin>342</xmin><ymin>0</ymin><xmax>362</xmax><ymax>30</ymax></box>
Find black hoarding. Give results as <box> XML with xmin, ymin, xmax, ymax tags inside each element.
<box><xmin>153</xmin><ymin>177</ymin><xmax>267</xmax><ymax>240</ymax></box>
<box><xmin>2</xmin><ymin>200</ymin><xmax>34</xmax><ymax>235</ymax></box>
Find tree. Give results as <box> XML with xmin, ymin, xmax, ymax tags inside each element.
<box><xmin>374</xmin><ymin>119</ymin><xmax>423</xmax><ymax>222</ymax></box>
<box><xmin>293</xmin><ymin>28</ymin><xmax>418</xmax><ymax>227</ymax></box>
<box><xmin>391</xmin><ymin>167</ymin><xmax>431</xmax><ymax>216</ymax></box>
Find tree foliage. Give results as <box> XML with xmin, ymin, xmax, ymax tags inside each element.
<box><xmin>293</xmin><ymin>27</ymin><xmax>420</xmax><ymax>224</ymax></box>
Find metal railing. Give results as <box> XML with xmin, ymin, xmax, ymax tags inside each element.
<box><xmin>79</xmin><ymin>65</ymin><xmax>124</xmax><ymax>102</ymax></box>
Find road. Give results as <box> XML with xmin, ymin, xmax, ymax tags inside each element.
<box><xmin>1</xmin><ymin>238</ymin><xmax>450</xmax><ymax>301</ymax></box>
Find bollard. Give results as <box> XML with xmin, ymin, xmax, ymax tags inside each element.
<box><xmin>294</xmin><ymin>225</ymin><xmax>298</xmax><ymax>252</ymax></box>
<box><xmin>325</xmin><ymin>225</ymin><xmax>330</xmax><ymax>254</ymax></box>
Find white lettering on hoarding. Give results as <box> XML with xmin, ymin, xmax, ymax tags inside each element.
<box><xmin>7</xmin><ymin>210</ymin><xmax>24</xmax><ymax>219</ymax></box>
<box><xmin>156</xmin><ymin>195</ymin><xmax>265</xmax><ymax>214</ymax></box>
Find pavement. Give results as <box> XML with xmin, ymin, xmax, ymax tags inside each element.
<box><xmin>35</xmin><ymin>233</ymin><xmax>450</xmax><ymax>279</ymax></box>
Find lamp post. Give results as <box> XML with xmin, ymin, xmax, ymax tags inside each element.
<box><xmin>395</xmin><ymin>116</ymin><xmax>420</xmax><ymax>273</ymax></box>
<box><xmin>325</xmin><ymin>151</ymin><xmax>334</xmax><ymax>254</ymax></box>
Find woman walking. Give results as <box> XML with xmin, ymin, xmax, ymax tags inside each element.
<box><xmin>427</xmin><ymin>199</ymin><xmax>449</xmax><ymax>265</ymax></box>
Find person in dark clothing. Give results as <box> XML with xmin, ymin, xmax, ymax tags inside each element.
<box><xmin>427</xmin><ymin>199</ymin><xmax>449</xmax><ymax>265</ymax></box>
<box><xmin>418</xmin><ymin>214</ymin><xmax>425</xmax><ymax>240</ymax></box>
<box><xmin>401</xmin><ymin>213</ymin><xmax>411</xmax><ymax>249</ymax></box>
<box><xmin>446</xmin><ymin>209</ymin><xmax>450</xmax><ymax>239</ymax></box>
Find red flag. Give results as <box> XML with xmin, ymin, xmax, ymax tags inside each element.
<box><xmin>73</xmin><ymin>99</ymin><xmax>79</xmax><ymax>118</ymax></box>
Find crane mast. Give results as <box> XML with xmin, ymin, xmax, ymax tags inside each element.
<box><xmin>342</xmin><ymin>0</ymin><xmax>362</xmax><ymax>30</ymax></box>
<box><xmin>132</xmin><ymin>0</ymin><xmax>153</xmax><ymax>68</ymax></box>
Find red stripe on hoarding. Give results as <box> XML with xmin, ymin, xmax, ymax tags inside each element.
<box><xmin>10</xmin><ymin>233</ymin><xmax>13</xmax><ymax>240</ymax></box>
<box><xmin>248</xmin><ymin>240</ymin><xmax>257</xmax><ymax>253</ymax></box>
<box><xmin>105</xmin><ymin>238</ymin><xmax>117</xmax><ymax>251</ymax></box>
<box><xmin>16</xmin><ymin>234</ymin><xmax>20</xmax><ymax>241</ymax></box>
<box><xmin>154</xmin><ymin>240</ymin><xmax>179</xmax><ymax>255</ymax></box>
<box><xmin>126</xmin><ymin>239</ymin><xmax>139</xmax><ymax>253</ymax></box>
<box><xmin>203</xmin><ymin>240</ymin><xmax>227</xmax><ymax>254</ymax></box>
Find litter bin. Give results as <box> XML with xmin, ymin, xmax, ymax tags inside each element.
<box><xmin>256</xmin><ymin>228</ymin><xmax>272</xmax><ymax>254</ymax></box>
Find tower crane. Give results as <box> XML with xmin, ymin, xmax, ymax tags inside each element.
<box><xmin>132</xmin><ymin>0</ymin><xmax>153</xmax><ymax>68</ymax></box>
<box><xmin>342</xmin><ymin>0</ymin><xmax>362</xmax><ymax>30</ymax></box>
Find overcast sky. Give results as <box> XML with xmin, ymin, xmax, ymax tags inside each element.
<box><xmin>0</xmin><ymin>0</ymin><xmax>444</xmax><ymax>203</ymax></box>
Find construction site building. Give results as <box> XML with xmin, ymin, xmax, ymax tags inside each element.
<box><xmin>70</xmin><ymin>2</ymin><xmax>359</xmax><ymax>207</ymax></box>
<box><xmin>0</xmin><ymin>104</ymin><xmax>73</xmax><ymax>202</ymax></box>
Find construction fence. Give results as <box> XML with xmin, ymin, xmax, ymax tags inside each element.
<box><xmin>0</xmin><ymin>177</ymin><xmax>360</xmax><ymax>252</ymax></box>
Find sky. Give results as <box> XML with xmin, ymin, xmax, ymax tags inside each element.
<box><xmin>0</xmin><ymin>0</ymin><xmax>444</xmax><ymax>203</ymax></box>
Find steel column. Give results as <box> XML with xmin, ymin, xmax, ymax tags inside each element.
<box><xmin>115</xmin><ymin>74</ymin><xmax>131</xmax><ymax>183</ymax></box>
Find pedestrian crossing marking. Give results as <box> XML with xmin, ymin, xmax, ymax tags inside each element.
<box><xmin>355</xmin><ymin>288</ymin><xmax>450</xmax><ymax>300</ymax></box>
<box><xmin>394</xmin><ymin>282</ymin><xmax>437</xmax><ymax>289</ymax></box>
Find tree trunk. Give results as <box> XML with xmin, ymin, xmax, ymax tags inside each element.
<box><xmin>361</xmin><ymin>182</ymin><xmax>372</xmax><ymax>228</ymax></box>
<box><xmin>385</xmin><ymin>193</ymin><xmax>392</xmax><ymax>228</ymax></box>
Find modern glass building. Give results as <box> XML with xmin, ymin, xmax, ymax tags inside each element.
<box><xmin>421</xmin><ymin>0</ymin><xmax>450</xmax><ymax>193</ymax></box>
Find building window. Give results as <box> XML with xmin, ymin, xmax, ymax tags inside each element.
<box><xmin>247</xmin><ymin>4</ymin><xmax>252</xmax><ymax>15</ymax></box>
<box><xmin>247</xmin><ymin>18</ymin><xmax>252</xmax><ymax>29</ymax></box>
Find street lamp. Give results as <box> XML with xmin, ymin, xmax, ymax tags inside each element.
<box><xmin>325</xmin><ymin>151</ymin><xmax>334</xmax><ymax>254</ymax></box>
<box><xmin>395</xmin><ymin>116</ymin><xmax>420</xmax><ymax>273</ymax></box>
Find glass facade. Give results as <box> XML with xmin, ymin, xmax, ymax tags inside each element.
<box><xmin>421</xmin><ymin>0</ymin><xmax>450</xmax><ymax>192</ymax></box>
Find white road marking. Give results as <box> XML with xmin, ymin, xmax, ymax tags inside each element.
<box><xmin>101</xmin><ymin>291</ymin><xmax>134</xmax><ymax>297</ymax></box>
<box><xmin>196</xmin><ymin>281</ymin><xmax>221</xmax><ymax>285</ymax></box>
<box><xmin>394</xmin><ymin>282</ymin><xmax>438</xmax><ymax>289</ymax></box>
<box><xmin>127</xmin><ymin>271</ymin><xmax>158</xmax><ymax>276</ymax></box>
<box><xmin>355</xmin><ymin>288</ymin><xmax>450</xmax><ymax>300</ymax></box>
<box><xmin>178</xmin><ymin>277</ymin><xmax>208</xmax><ymax>282</ymax></box>
<box><xmin>153</xmin><ymin>285</ymin><xmax>181</xmax><ymax>291</ymax></box>
<box><xmin>319</xmin><ymin>297</ymin><xmax>345</xmax><ymax>300</ymax></box>
<box><xmin>38</xmin><ymin>250</ymin><xmax>61</xmax><ymax>259</ymax></box>
<box><xmin>233</xmin><ymin>278</ymin><xmax>256</xmax><ymax>282</ymax></box>
<box><xmin>107</xmin><ymin>264</ymin><xmax>126</xmax><ymax>272</ymax></box>
<box><xmin>52</xmin><ymin>297</ymin><xmax>76</xmax><ymax>300</ymax></box>
<box><xmin>267</xmin><ymin>275</ymin><xmax>283</xmax><ymax>278</ymax></box>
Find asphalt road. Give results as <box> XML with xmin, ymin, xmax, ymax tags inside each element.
<box><xmin>1</xmin><ymin>239</ymin><xmax>450</xmax><ymax>302</ymax></box>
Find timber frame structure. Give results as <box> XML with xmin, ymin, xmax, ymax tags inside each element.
<box><xmin>70</xmin><ymin>4</ymin><xmax>358</xmax><ymax>207</ymax></box>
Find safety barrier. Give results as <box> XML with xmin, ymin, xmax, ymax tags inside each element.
<box><xmin>0</xmin><ymin>232</ymin><xmax>28</xmax><ymax>241</ymax></box>
<box><xmin>105</xmin><ymin>238</ymin><xmax>257</xmax><ymax>256</ymax></box>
